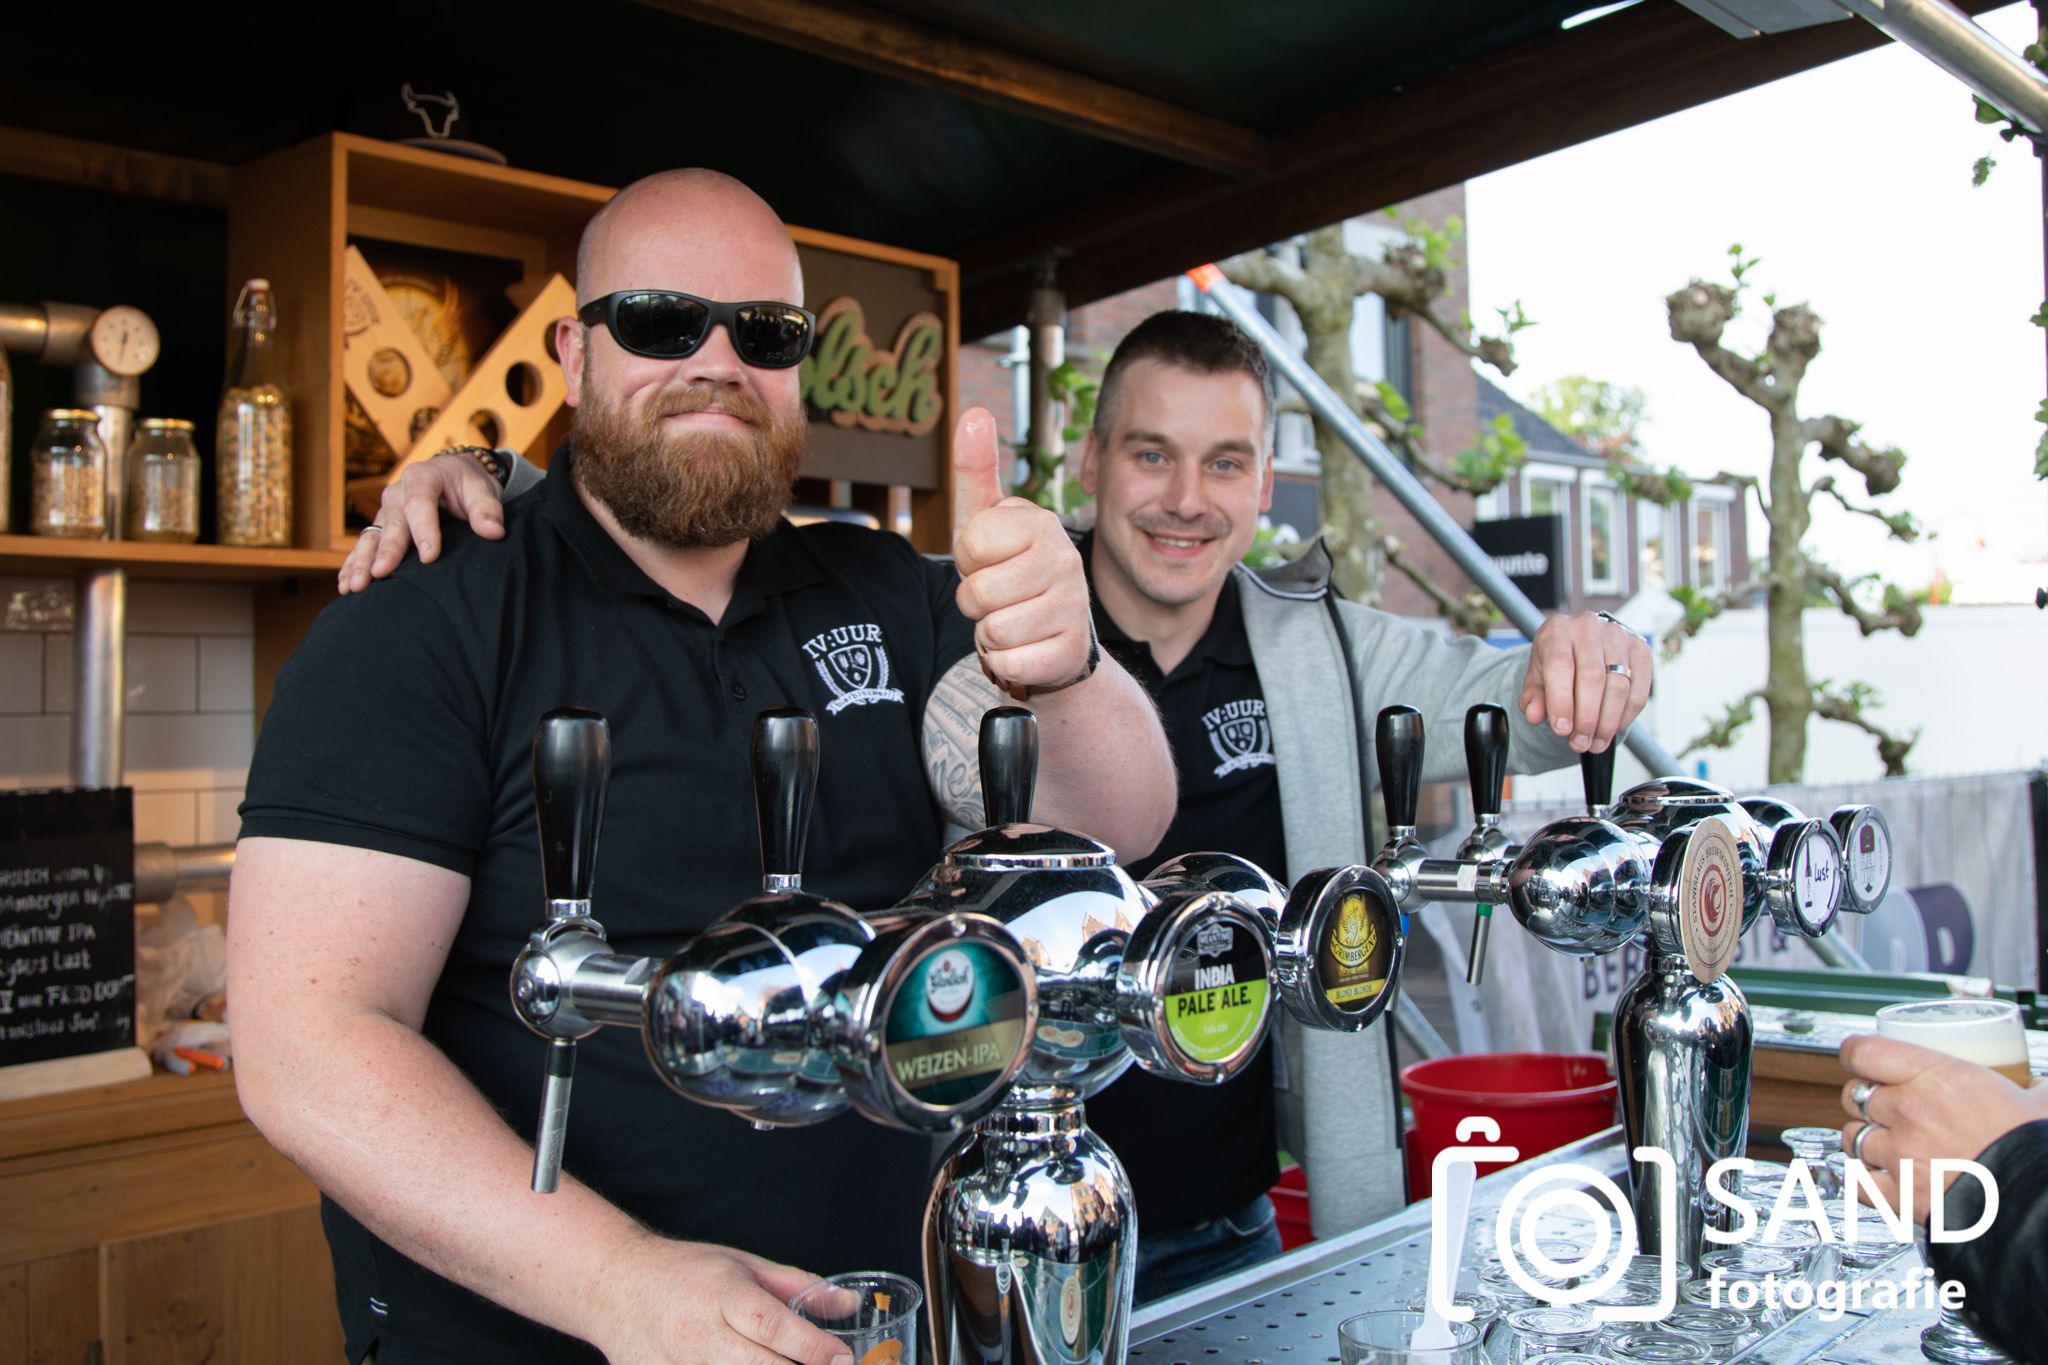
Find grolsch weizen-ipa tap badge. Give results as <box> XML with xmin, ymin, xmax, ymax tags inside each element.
<box><xmin>1163</xmin><ymin>918</ymin><xmax>1269</xmax><ymax>1065</ymax></box>
<box><xmin>1320</xmin><ymin>889</ymin><xmax>1393</xmax><ymax>1011</ymax></box>
<box><xmin>882</xmin><ymin>942</ymin><xmax>1026</xmax><ymax>1108</ymax></box>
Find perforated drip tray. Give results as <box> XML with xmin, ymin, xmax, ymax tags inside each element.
<box><xmin>1127</xmin><ymin>1132</ymin><xmax>1942</xmax><ymax>1365</ymax></box>
<box><xmin>1129</xmin><ymin>1246</ymin><xmax>1419</xmax><ymax>1363</ymax></box>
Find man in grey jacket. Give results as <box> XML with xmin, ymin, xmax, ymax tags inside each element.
<box><xmin>341</xmin><ymin>309</ymin><xmax>1652</xmax><ymax>1301</ymax></box>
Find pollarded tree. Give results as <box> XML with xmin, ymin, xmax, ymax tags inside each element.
<box><xmin>1219</xmin><ymin>215</ymin><xmax>1529</xmax><ymax>615</ymax></box>
<box><xmin>1662</xmin><ymin>248</ymin><xmax>1923</xmax><ymax>783</ymax></box>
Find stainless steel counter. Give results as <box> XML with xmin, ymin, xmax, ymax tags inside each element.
<box><xmin>1129</xmin><ymin>1129</ymin><xmax>1954</xmax><ymax>1364</ymax></box>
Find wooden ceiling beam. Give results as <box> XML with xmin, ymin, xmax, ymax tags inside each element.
<box><xmin>635</xmin><ymin>0</ymin><xmax>1267</xmax><ymax>177</ymax></box>
<box><xmin>0</xmin><ymin>126</ymin><xmax>229</xmax><ymax>209</ymax></box>
<box><xmin>957</xmin><ymin>0</ymin><xmax>2005</xmax><ymax>336</ymax></box>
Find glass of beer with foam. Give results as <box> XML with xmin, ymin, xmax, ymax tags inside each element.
<box><xmin>1874</xmin><ymin>999</ymin><xmax>2031</xmax><ymax>1086</ymax></box>
<box><xmin>1873</xmin><ymin>997</ymin><xmax>2030</xmax><ymax>1365</ymax></box>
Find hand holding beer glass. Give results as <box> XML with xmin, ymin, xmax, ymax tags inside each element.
<box><xmin>1841</xmin><ymin>998</ymin><xmax>2046</xmax><ymax>1364</ymax></box>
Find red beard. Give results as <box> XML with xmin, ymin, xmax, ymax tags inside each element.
<box><xmin>570</xmin><ymin>377</ymin><xmax>806</xmax><ymax>549</ymax></box>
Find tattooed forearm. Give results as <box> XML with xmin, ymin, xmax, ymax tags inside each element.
<box><xmin>923</xmin><ymin>657</ymin><xmax>1004</xmax><ymax>829</ymax></box>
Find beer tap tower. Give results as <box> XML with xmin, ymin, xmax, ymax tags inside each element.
<box><xmin>917</xmin><ymin>708</ymin><xmax>1404</xmax><ymax>1364</ymax></box>
<box><xmin>509</xmin><ymin>706</ymin><xmax>1045</xmax><ymax>1194</ymax></box>
<box><xmin>1370</xmin><ymin>704</ymin><xmax>1893</xmax><ymax>1273</ymax></box>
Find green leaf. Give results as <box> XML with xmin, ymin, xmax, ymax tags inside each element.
<box><xmin>2036</xmin><ymin>427</ymin><xmax>2048</xmax><ymax>480</ymax></box>
<box><xmin>1976</xmin><ymin>95</ymin><xmax>2009</xmax><ymax>123</ymax></box>
<box><xmin>1373</xmin><ymin>379</ymin><xmax>1413</xmax><ymax>425</ymax></box>
<box><xmin>1973</xmin><ymin>155</ymin><xmax>1997</xmax><ymax>187</ymax></box>
<box><xmin>2030</xmin><ymin>302</ymin><xmax>2048</xmax><ymax>329</ymax></box>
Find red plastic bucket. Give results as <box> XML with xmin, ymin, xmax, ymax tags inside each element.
<box><xmin>1400</xmin><ymin>1053</ymin><xmax>1617</xmax><ymax>1203</ymax></box>
<box><xmin>1268</xmin><ymin>1164</ymin><xmax>1312</xmax><ymax>1249</ymax></box>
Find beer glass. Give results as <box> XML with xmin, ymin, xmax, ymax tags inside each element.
<box><xmin>790</xmin><ymin>1271</ymin><xmax>921</xmax><ymax>1364</ymax></box>
<box><xmin>1336</xmin><ymin>1310</ymin><xmax>1485</xmax><ymax>1364</ymax></box>
<box><xmin>1873</xmin><ymin>998</ymin><xmax>2031</xmax><ymax>1364</ymax></box>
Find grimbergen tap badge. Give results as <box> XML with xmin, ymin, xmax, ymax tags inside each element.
<box><xmin>1320</xmin><ymin>889</ymin><xmax>1394</xmax><ymax>1012</ymax></box>
<box><xmin>883</xmin><ymin>942</ymin><xmax>1026</xmax><ymax>1108</ymax></box>
<box><xmin>1163</xmin><ymin>918</ymin><xmax>1268</xmax><ymax>1065</ymax></box>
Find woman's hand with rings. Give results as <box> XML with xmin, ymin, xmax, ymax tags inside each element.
<box><xmin>1839</xmin><ymin>1032</ymin><xmax>2048</xmax><ymax>1223</ymax></box>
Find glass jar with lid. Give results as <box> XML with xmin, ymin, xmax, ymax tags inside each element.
<box><xmin>29</xmin><ymin>409</ymin><xmax>108</xmax><ymax>538</ymax></box>
<box><xmin>124</xmin><ymin>418</ymin><xmax>201</xmax><ymax>543</ymax></box>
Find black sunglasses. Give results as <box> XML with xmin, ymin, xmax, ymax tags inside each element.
<box><xmin>577</xmin><ymin>290</ymin><xmax>817</xmax><ymax>370</ymax></box>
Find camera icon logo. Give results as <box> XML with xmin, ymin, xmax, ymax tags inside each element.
<box><xmin>1429</xmin><ymin>1117</ymin><xmax>1679</xmax><ymax>1325</ymax></box>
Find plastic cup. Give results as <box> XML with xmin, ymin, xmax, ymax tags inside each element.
<box><xmin>790</xmin><ymin>1272</ymin><xmax>922</xmax><ymax>1364</ymax></box>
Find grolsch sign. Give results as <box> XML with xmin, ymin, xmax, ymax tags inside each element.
<box><xmin>1473</xmin><ymin>515</ymin><xmax>1564</xmax><ymax>611</ymax></box>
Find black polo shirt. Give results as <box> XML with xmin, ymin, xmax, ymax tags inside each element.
<box><xmin>240</xmin><ymin>448</ymin><xmax>975</xmax><ymax>1364</ymax></box>
<box><xmin>1079</xmin><ymin>534</ymin><xmax>1288</xmax><ymax>1232</ymax></box>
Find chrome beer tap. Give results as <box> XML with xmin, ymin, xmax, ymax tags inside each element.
<box><xmin>918</xmin><ymin>708</ymin><xmax>1285</xmax><ymax>1365</ymax></box>
<box><xmin>1141</xmin><ymin>854</ymin><xmax>1405</xmax><ymax>1034</ymax></box>
<box><xmin>510</xmin><ymin>707</ymin><xmax>1042</xmax><ymax>1196</ymax></box>
<box><xmin>1363</xmin><ymin>702</ymin><xmax>1894</xmax><ymax>1272</ymax></box>
<box><xmin>1458</xmin><ymin>704</ymin><xmax>1514</xmax><ymax>986</ymax></box>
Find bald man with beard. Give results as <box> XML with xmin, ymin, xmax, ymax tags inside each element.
<box><xmin>228</xmin><ymin>170</ymin><xmax>1175</xmax><ymax>1365</ymax></box>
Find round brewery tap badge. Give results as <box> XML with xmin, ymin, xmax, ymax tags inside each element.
<box><xmin>1846</xmin><ymin>810</ymin><xmax>1891</xmax><ymax>907</ymax></box>
<box><xmin>1320</xmin><ymin>888</ymin><xmax>1396</xmax><ymax>1011</ymax></box>
<box><xmin>1163</xmin><ymin>916</ymin><xmax>1270</xmax><ymax>1066</ymax></box>
<box><xmin>883</xmin><ymin>940</ymin><xmax>1027</xmax><ymax>1109</ymax></box>
<box><xmin>1678</xmin><ymin>815</ymin><xmax>1744</xmax><ymax>982</ymax></box>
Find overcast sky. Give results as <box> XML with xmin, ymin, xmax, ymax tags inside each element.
<box><xmin>1466</xmin><ymin>1</ymin><xmax>2046</xmax><ymax>594</ymax></box>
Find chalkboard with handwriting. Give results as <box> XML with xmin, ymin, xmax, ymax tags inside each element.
<box><xmin>0</xmin><ymin>788</ymin><xmax>136</xmax><ymax>1066</ymax></box>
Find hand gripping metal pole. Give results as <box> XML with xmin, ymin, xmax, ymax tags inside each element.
<box><xmin>1188</xmin><ymin>265</ymin><xmax>1686</xmax><ymax>779</ymax></box>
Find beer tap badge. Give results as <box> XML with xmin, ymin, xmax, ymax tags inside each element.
<box><xmin>1677</xmin><ymin>815</ymin><xmax>1743</xmax><ymax>982</ymax></box>
<box><xmin>1319</xmin><ymin>889</ymin><xmax>1396</xmax><ymax>1011</ymax></box>
<box><xmin>1162</xmin><ymin>916</ymin><xmax>1270</xmax><ymax>1066</ymax></box>
<box><xmin>883</xmin><ymin>941</ymin><xmax>1026</xmax><ymax>1108</ymax></box>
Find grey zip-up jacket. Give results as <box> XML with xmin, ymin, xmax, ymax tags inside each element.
<box><xmin>1240</xmin><ymin>540</ymin><xmax>1575</xmax><ymax>1236</ymax></box>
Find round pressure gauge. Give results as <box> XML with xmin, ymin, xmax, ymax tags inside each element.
<box><xmin>1829</xmin><ymin>805</ymin><xmax>1893</xmax><ymax>913</ymax></box>
<box><xmin>88</xmin><ymin>305</ymin><xmax>161</xmax><ymax>377</ymax></box>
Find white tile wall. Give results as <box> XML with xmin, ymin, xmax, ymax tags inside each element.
<box><xmin>0</xmin><ymin>635</ymin><xmax>40</xmax><ymax>714</ymax></box>
<box><xmin>0</xmin><ymin>576</ymin><xmax>256</xmax><ymax>859</ymax></box>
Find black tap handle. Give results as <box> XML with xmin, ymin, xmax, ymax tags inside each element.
<box><xmin>980</xmin><ymin>706</ymin><xmax>1039</xmax><ymax>828</ymax></box>
<box><xmin>1464</xmin><ymin>705</ymin><xmax>1510</xmax><ymax>819</ymax></box>
<box><xmin>532</xmin><ymin>707</ymin><xmax>611</xmax><ymax>905</ymax></box>
<box><xmin>1376</xmin><ymin>706</ymin><xmax>1424</xmax><ymax>832</ymax></box>
<box><xmin>752</xmin><ymin>707</ymin><xmax>820</xmax><ymax>882</ymax></box>
<box><xmin>1581</xmin><ymin>741</ymin><xmax>1619</xmax><ymax>815</ymax></box>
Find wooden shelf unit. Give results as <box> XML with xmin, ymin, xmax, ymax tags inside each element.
<box><xmin>227</xmin><ymin>133</ymin><xmax>610</xmax><ymax>557</ymax></box>
<box><xmin>0</xmin><ymin>534</ymin><xmax>344</xmax><ymax>582</ymax></box>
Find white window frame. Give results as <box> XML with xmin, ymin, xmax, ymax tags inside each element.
<box><xmin>1473</xmin><ymin>482</ymin><xmax>1510</xmax><ymax>521</ymax></box>
<box><xmin>1519</xmin><ymin>462</ymin><xmax>1577</xmax><ymax>599</ymax></box>
<box><xmin>1580</xmin><ymin>475</ymin><xmax>1624</xmax><ymax>596</ymax></box>
<box><xmin>1689</xmin><ymin>486</ymin><xmax>1736</xmax><ymax>595</ymax></box>
<box><xmin>1634</xmin><ymin>497</ymin><xmax>1669</xmax><ymax>594</ymax></box>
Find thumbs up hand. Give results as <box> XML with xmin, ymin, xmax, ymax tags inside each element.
<box><xmin>950</xmin><ymin>408</ymin><xmax>1096</xmax><ymax>698</ymax></box>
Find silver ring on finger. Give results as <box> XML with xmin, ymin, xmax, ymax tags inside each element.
<box><xmin>1851</xmin><ymin>1078</ymin><xmax>1879</xmax><ymax>1123</ymax></box>
<box><xmin>360</xmin><ymin>524</ymin><xmax>382</xmax><ymax>536</ymax></box>
<box><xmin>1606</xmin><ymin>662</ymin><xmax>1632</xmax><ymax>679</ymax></box>
<box><xmin>1849</xmin><ymin>1120</ymin><xmax>1883</xmax><ymax>1166</ymax></box>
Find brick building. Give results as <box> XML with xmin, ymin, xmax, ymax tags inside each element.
<box><xmin>957</xmin><ymin>183</ymin><xmax>1747</xmax><ymax>623</ymax></box>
